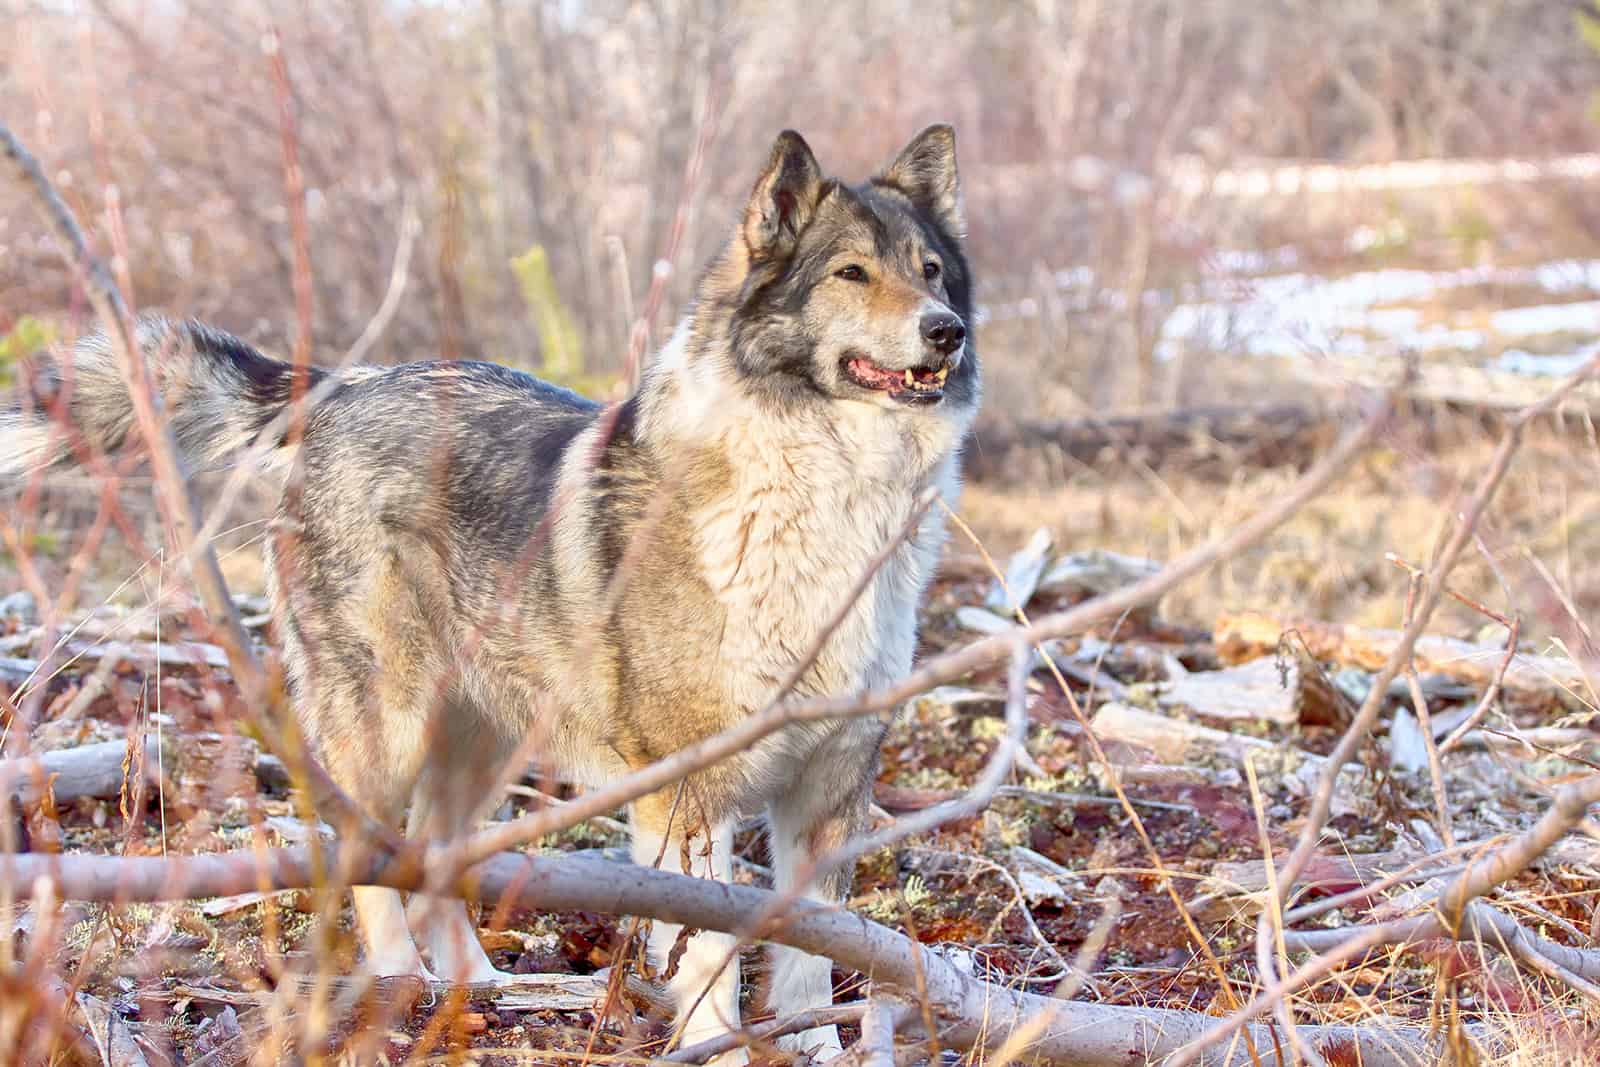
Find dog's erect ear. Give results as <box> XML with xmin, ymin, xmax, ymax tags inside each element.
<box><xmin>743</xmin><ymin>130</ymin><xmax>824</xmax><ymax>261</ymax></box>
<box><xmin>876</xmin><ymin>124</ymin><xmax>964</xmax><ymax>238</ymax></box>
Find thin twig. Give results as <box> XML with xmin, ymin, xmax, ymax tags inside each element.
<box><xmin>0</xmin><ymin>121</ymin><xmax>391</xmax><ymax>852</ymax></box>
<box><xmin>902</xmin><ymin>846</ymin><xmax>1071</xmax><ymax>983</ymax></box>
<box><xmin>1270</xmin><ymin>347</ymin><xmax>1600</xmax><ymax>906</ymax></box>
<box><xmin>664</xmin><ymin>1002</ymin><xmax>872</xmax><ymax>1064</ymax></box>
<box><xmin>1167</xmin><ymin>772</ymin><xmax>1600</xmax><ymax>1066</ymax></box>
<box><xmin>1439</xmin><ymin>616</ymin><xmax>1521</xmax><ymax>755</ymax></box>
<box><xmin>1400</xmin><ymin>572</ymin><xmax>1455</xmax><ymax>847</ymax></box>
<box><xmin>1245</xmin><ymin>754</ymin><xmax>1322</xmax><ymax>1067</ymax></box>
<box><xmin>342</xmin><ymin>194</ymin><xmax>420</xmax><ymax>366</ymax></box>
<box><xmin>828</xmin><ymin>642</ymin><xmax>1031</xmax><ymax>869</ymax></box>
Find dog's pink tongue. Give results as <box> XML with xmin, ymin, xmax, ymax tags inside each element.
<box><xmin>849</xmin><ymin>357</ymin><xmax>898</xmax><ymax>389</ymax></box>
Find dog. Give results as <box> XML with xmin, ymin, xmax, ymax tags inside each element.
<box><xmin>1</xmin><ymin>125</ymin><xmax>979</xmax><ymax>1057</ymax></box>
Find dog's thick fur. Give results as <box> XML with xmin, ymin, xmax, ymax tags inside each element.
<box><xmin>1</xmin><ymin>126</ymin><xmax>978</xmax><ymax>1056</ymax></box>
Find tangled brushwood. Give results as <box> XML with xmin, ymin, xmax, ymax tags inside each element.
<box><xmin>4</xmin><ymin>64</ymin><xmax>1600</xmax><ymax>1067</ymax></box>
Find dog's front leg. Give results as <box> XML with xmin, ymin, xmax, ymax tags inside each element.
<box><xmin>632</xmin><ymin>791</ymin><xmax>745</xmax><ymax>1064</ymax></box>
<box><xmin>354</xmin><ymin>885</ymin><xmax>436</xmax><ymax>981</ymax></box>
<box><xmin>765</xmin><ymin>760</ymin><xmax>874</xmax><ymax>1060</ymax></box>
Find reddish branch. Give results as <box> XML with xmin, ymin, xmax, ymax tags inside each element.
<box><xmin>0</xmin><ymin>120</ymin><xmax>396</xmax><ymax>853</ymax></box>
<box><xmin>453</xmin><ymin>387</ymin><xmax>1398</xmax><ymax>872</ymax></box>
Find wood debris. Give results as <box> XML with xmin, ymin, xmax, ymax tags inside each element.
<box><xmin>1150</xmin><ymin>654</ymin><xmax>1303</xmax><ymax>724</ymax></box>
<box><xmin>1089</xmin><ymin>702</ymin><xmax>1371</xmax><ymax>816</ymax></box>
<box><xmin>1216</xmin><ymin>610</ymin><xmax>1593</xmax><ymax>697</ymax></box>
<box><xmin>2</xmin><ymin>548</ymin><xmax>1595</xmax><ymax>1061</ymax></box>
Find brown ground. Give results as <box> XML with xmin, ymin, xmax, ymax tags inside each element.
<box><xmin>3</xmin><ymin>411</ymin><xmax>1597</xmax><ymax>1063</ymax></box>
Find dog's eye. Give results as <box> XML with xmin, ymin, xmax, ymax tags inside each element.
<box><xmin>835</xmin><ymin>265</ymin><xmax>868</xmax><ymax>283</ymax></box>
<box><xmin>923</xmin><ymin>261</ymin><xmax>941</xmax><ymax>281</ymax></box>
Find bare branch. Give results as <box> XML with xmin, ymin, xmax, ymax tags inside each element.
<box><xmin>845</xmin><ymin>995</ymin><xmax>908</xmax><ymax>1067</ymax></box>
<box><xmin>1285</xmin><ymin>895</ymin><xmax>1600</xmax><ymax>993</ymax></box>
<box><xmin>0</xmin><ymin>123</ymin><xmax>258</xmax><ymax>703</ymax></box>
<box><xmin>824</xmin><ymin>641</ymin><xmax>1030</xmax><ymax>871</ymax></box>
<box><xmin>664</xmin><ymin>1003</ymin><xmax>873</xmax><ymax>1065</ymax></box>
<box><xmin>1168</xmin><ymin>772</ymin><xmax>1600</xmax><ymax>1065</ymax></box>
<box><xmin>0</xmin><ymin>120</ymin><xmax>394</xmax><ymax>851</ymax></box>
<box><xmin>451</xmin><ymin>388</ymin><xmax>1397</xmax><ymax>873</ymax></box>
<box><xmin>1439</xmin><ymin>615</ymin><xmax>1522</xmax><ymax>755</ymax></box>
<box><xmin>0</xmin><ymin>846</ymin><xmax>1451</xmax><ymax>1067</ymax></box>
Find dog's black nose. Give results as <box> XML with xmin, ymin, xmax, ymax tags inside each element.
<box><xmin>920</xmin><ymin>312</ymin><xmax>966</xmax><ymax>355</ymax></box>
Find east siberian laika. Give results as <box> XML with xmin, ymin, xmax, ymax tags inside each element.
<box><xmin>2</xmin><ymin>125</ymin><xmax>978</xmax><ymax>1057</ymax></box>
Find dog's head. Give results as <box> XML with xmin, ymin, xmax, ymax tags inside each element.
<box><xmin>698</xmin><ymin>126</ymin><xmax>978</xmax><ymax>421</ymax></box>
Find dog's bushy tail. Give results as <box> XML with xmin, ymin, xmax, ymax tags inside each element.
<box><xmin>0</xmin><ymin>315</ymin><xmax>324</xmax><ymax>480</ymax></box>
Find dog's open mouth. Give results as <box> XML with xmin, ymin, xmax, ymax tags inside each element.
<box><xmin>841</xmin><ymin>354</ymin><xmax>950</xmax><ymax>405</ymax></box>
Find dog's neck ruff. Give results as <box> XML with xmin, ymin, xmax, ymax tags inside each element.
<box><xmin>636</xmin><ymin>317</ymin><xmax>969</xmax><ymax>709</ymax></box>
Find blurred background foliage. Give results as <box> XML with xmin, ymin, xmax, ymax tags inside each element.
<box><xmin>2</xmin><ymin>0</ymin><xmax>1598</xmax><ymax>415</ymax></box>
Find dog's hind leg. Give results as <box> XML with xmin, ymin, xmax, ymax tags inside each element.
<box><xmin>311</xmin><ymin>708</ymin><xmax>435</xmax><ymax>982</ymax></box>
<box><xmin>631</xmin><ymin>789</ymin><xmax>745</xmax><ymax>1064</ymax></box>
<box><xmin>404</xmin><ymin>707</ymin><xmax>514</xmax><ymax>985</ymax></box>
<box><xmin>764</xmin><ymin>722</ymin><xmax>881</xmax><ymax>1059</ymax></box>
<box><xmin>288</xmin><ymin>541</ymin><xmax>457</xmax><ymax>983</ymax></box>
<box><xmin>354</xmin><ymin>886</ymin><xmax>430</xmax><ymax>980</ymax></box>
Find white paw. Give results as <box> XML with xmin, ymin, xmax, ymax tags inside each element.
<box><xmin>778</xmin><ymin>1024</ymin><xmax>844</xmax><ymax>1060</ymax></box>
<box><xmin>364</xmin><ymin>953</ymin><xmax>438</xmax><ymax>984</ymax></box>
<box><xmin>419</xmin><ymin>930</ymin><xmax>507</xmax><ymax>986</ymax></box>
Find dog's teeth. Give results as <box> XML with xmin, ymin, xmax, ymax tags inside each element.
<box><xmin>904</xmin><ymin>368</ymin><xmax>915</xmax><ymax>387</ymax></box>
<box><xmin>935</xmin><ymin>367</ymin><xmax>948</xmax><ymax>385</ymax></box>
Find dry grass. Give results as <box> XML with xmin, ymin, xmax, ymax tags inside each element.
<box><xmin>5</xmin><ymin>412</ymin><xmax>1599</xmax><ymax>1063</ymax></box>
<box><xmin>962</xmin><ymin>424</ymin><xmax>1600</xmax><ymax>646</ymax></box>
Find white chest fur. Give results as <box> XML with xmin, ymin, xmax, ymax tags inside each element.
<box><xmin>639</xmin><ymin>321</ymin><xmax>970</xmax><ymax>719</ymax></box>
<box><xmin>690</xmin><ymin>401</ymin><xmax>962</xmax><ymax>713</ymax></box>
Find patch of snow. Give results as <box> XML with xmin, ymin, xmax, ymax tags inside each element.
<box><xmin>981</xmin><ymin>253</ymin><xmax>1600</xmax><ymax>380</ymax></box>
<box><xmin>1532</xmin><ymin>260</ymin><xmax>1600</xmax><ymax>293</ymax></box>
<box><xmin>1489</xmin><ymin>301</ymin><xmax>1600</xmax><ymax>336</ymax></box>
<box><xmin>1211</xmin><ymin>247</ymin><xmax>1300</xmax><ymax>274</ymax></box>
<box><xmin>1491</xmin><ymin>342</ymin><xmax>1600</xmax><ymax>377</ymax></box>
<box><xmin>1158</xmin><ymin>260</ymin><xmax>1600</xmax><ymax>368</ymax></box>
<box><xmin>1347</xmin><ymin>221</ymin><xmax>1408</xmax><ymax>253</ymax></box>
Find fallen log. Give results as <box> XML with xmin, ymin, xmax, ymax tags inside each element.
<box><xmin>0</xmin><ymin>656</ymin><xmax>37</xmax><ymax>690</ymax></box>
<box><xmin>0</xmin><ymin>736</ymin><xmax>164</xmax><ymax>806</ymax></box>
<box><xmin>0</xmin><ymin>847</ymin><xmax>1451</xmax><ymax>1067</ymax></box>
<box><xmin>3</xmin><ymin>639</ymin><xmax>231</xmax><ymax>677</ymax></box>
<box><xmin>167</xmin><ymin>972</ymin><xmax>670</xmax><ymax>1016</ymax></box>
<box><xmin>873</xmin><ymin>781</ymin><xmax>1187</xmax><ymax>814</ymax></box>
<box><xmin>1152</xmin><ymin>655</ymin><xmax>1302</xmax><ymax>725</ymax></box>
<box><xmin>1215</xmin><ymin>611</ymin><xmax>1592</xmax><ymax>696</ymax></box>
<box><xmin>966</xmin><ymin>404</ymin><xmax>1334</xmax><ymax>481</ymax></box>
<box><xmin>967</xmin><ymin>376</ymin><xmax>1600</xmax><ymax>484</ymax></box>
<box><xmin>1300</xmin><ymin>354</ymin><xmax>1600</xmax><ymax>415</ymax></box>
<box><xmin>1193</xmin><ymin>836</ymin><xmax>1597</xmax><ymax>904</ymax></box>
